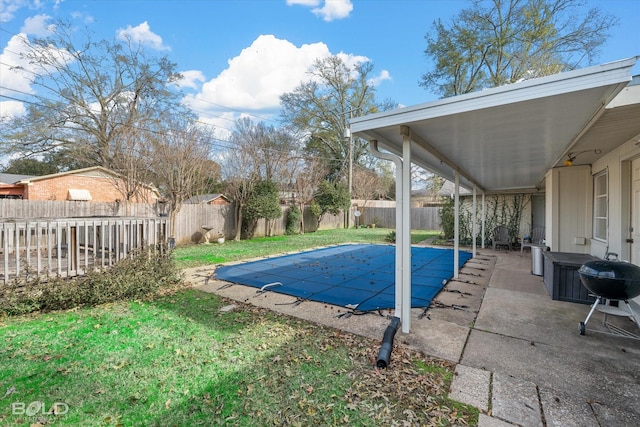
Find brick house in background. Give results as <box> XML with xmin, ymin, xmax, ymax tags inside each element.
<box><xmin>0</xmin><ymin>166</ymin><xmax>159</xmax><ymax>203</ymax></box>
<box><xmin>185</xmin><ymin>193</ymin><xmax>230</xmax><ymax>206</ymax></box>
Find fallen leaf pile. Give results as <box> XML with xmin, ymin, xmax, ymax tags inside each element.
<box><xmin>344</xmin><ymin>344</ymin><xmax>473</xmax><ymax>426</ymax></box>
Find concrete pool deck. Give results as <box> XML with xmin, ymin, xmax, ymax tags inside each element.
<box><xmin>184</xmin><ymin>245</ymin><xmax>640</xmax><ymax>426</ymax></box>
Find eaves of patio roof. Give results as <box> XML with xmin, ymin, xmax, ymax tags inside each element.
<box><xmin>351</xmin><ymin>57</ymin><xmax>640</xmax><ymax>193</ymax></box>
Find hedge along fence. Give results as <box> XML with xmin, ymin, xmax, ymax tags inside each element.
<box><xmin>171</xmin><ymin>203</ymin><xmax>345</xmax><ymax>245</ymax></box>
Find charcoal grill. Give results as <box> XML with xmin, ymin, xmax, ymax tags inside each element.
<box><xmin>578</xmin><ymin>260</ymin><xmax>640</xmax><ymax>339</ymax></box>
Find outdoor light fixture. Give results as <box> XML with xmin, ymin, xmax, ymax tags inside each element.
<box><xmin>564</xmin><ymin>149</ymin><xmax>602</xmax><ymax>166</ymax></box>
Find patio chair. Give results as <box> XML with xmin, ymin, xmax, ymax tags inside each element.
<box><xmin>492</xmin><ymin>225</ymin><xmax>512</xmax><ymax>250</ymax></box>
<box><xmin>521</xmin><ymin>226</ymin><xmax>545</xmax><ymax>252</ymax></box>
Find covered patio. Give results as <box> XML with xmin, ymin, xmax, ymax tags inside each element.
<box><xmin>350</xmin><ymin>57</ymin><xmax>640</xmax><ymax>333</ymax></box>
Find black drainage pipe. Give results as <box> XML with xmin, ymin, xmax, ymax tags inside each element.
<box><xmin>376</xmin><ymin>316</ymin><xmax>401</xmax><ymax>368</ymax></box>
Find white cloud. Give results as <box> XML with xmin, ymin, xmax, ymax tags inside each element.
<box><xmin>335</xmin><ymin>51</ymin><xmax>391</xmax><ymax>87</ymax></box>
<box><xmin>116</xmin><ymin>21</ymin><xmax>170</xmax><ymax>51</ymax></box>
<box><xmin>172</xmin><ymin>70</ymin><xmax>206</xmax><ymax>90</ymax></box>
<box><xmin>20</xmin><ymin>13</ymin><xmax>55</xmax><ymax>36</ymax></box>
<box><xmin>0</xmin><ymin>27</ymin><xmax>74</xmax><ymax>119</ymax></box>
<box><xmin>0</xmin><ymin>0</ymin><xmax>53</xmax><ymax>23</ymax></box>
<box><xmin>183</xmin><ymin>34</ymin><xmax>392</xmax><ymax>129</ymax></box>
<box><xmin>369</xmin><ymin>69</ymin><xmax>392</xmax><ymax>87</ymax></box>
<box><xmin>0</xmin><ymin>33</ymin><xmax>35</xmax><ymax>119</ymax></box>
<box><xmin>0</xmin><ymin>0</ymin><xmax>27</xmax><ymax>22</ymax></box>
<box><xmin>312</xmin><ymin>0</ymin><xmax>353</xmax><ymax>22</ymax></box>
<box><xmin>287</xmin><ymin>0</ymin><xmax>353</xmax><ymax>22</ymax></box>
<box><xmin>286</xmin><ymin>0</ymin><xmax>320</xmax><ymax>6</ymax></box>
<box><xmin>0</xmin><ymin>33</ymin><xmax>37</xmax><ymax>98</ymax></box>
<box><xmin>0</xmin><ymin>100</ymin><xmax>26</xmax><ymax>118</ymax></box>
<box><xmin>71</xmin><ymin>11</ymin><xmax>94</xmax><ymax>25</ymax></box>
<box><xmin>183</xmin><ymin>34</ymin><xmax>331</xmax><ymax>117</ymax></box>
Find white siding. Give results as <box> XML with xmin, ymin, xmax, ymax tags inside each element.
<box><xmin>546</xmin><ymin>165</ymin><xmax>592</xmax><ymax>253</ymax></box>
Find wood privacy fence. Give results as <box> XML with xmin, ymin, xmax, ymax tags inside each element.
<box><xmin>1</xmin><ymin>217</ymin><xmax>169</xmax><ymax>285</ymax></box>
<box><xmin>0</xmin><ymin>199</ymin><xmax>442</xmax><ymax>244</ymax></box>
<box><xmin>357</xmin><ymin>206</ymin><xmax>442</xmax><ymax>230</ymax></box>
<box><xmin>0</xmin><ymin>199</ymin><xmax>442</xmax><ymax>283</ymax></box>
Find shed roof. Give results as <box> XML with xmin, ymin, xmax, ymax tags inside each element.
<box><xmin>185</xmin><ymin>193</ymin><xmax>230</xmax><ymax>204</ymax></box>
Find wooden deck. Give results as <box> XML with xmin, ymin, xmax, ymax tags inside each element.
<box><xmin>1</xmin><ymin>217</ymin><xmax>169</xmax><ymax>285</ymax></box>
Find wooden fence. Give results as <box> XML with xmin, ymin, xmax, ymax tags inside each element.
<box><xmin>356</xmin><ymin>206</ymin><xmax>442</xmax><ymax>230</ymax></box>
<box><xmin>0</xmin><ymin>199</ymin><xmax>443</xmax><ymax>283</ymax></box>
<box><xmin>0</xmin><ymin>199</ymin><xmax>441</xmax><ymax>244</ymax></box>
<box><xmin>0</xmin><ymin>217</ymin><xmax>169</xmax><ymax>285</ymax></box>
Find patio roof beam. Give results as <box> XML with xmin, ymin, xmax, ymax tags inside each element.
<box><xmin>400</xmin><ymin>126</ymin><xmax>485</xmax><ymax>193</ymax></box>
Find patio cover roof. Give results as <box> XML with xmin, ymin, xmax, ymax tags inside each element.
<box><xmin>351</xmin><ymin>57</ymin><xmax>640</xmax><ymax>193</ymax></box>
<box><xmin>350</xmin><ymin>57</ymin><xmax>639</xmax><ymax>334</ymax></box>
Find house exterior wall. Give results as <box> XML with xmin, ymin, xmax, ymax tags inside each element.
<box><xmin>590</xmin><ymin>137</ymin><xmax>640</xmax><ymax>262</ymax></box>
<box><xmin>24</xmin><ymin>175</ymin><xmax>156</xmax><ymax>203</ymax></box>
<box><xmin>545</xmin><ymin>165</ymin><xmax>593</xmax><ymax>253</ymax></box>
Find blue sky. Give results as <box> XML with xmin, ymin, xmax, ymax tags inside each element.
<box><xmin>1</xmin><ymin>0</ymin><xmax>639</xmax><ymax>138</ymax></box>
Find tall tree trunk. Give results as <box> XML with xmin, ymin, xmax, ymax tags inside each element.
<box><xmin>298</xmin><ymin>202</ymin><xmax>305</xmax><ymax>234</ymax></box>
<box><xmin>233</xmin><ymin>203</ymin><xmax>243</xmax><ymax>241</ymax></box>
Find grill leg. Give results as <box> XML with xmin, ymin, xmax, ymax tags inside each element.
<box><xmin>583</xmin><ymin>296</ymin><xmax>602</xmax><ymax>327</ymax></box>
<box><xmin>624</xmin><ymin>300</ymin><xmax>640</xmax><ymax>330</ymax></box>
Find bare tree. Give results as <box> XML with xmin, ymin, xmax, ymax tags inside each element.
<box><xmin>150</xmin><ymin>118</ymin><xmax>216</xmax><ymax>234</ymax></box>
<box><xmin>280</xmin><ymin>55</ymin><xmax>394</xmax><ymax>182</ymax></box>
<box><xmin>1</xmin><ymin>21</ymin><xmax>187</xmax><ymax>193</ymax></box>
<box><xmin>289</xmin><ymin>157</ymin><xmax>328</xmax><ymax>233</ymax></box>
<box><xmin>222</xmin><ymin>118</ymin><xmax>301</xmax><ymax>239</ymax></box>
<box><xmin>351</xmin><ymin>166</ymin><xmax>385</xmax><ymax>209</ymax></box>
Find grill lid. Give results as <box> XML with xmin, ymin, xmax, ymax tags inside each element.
<box><xmin>578</xmin><ymin>260</ymin><xmax>640</xmax><ymax>300</ymax></box>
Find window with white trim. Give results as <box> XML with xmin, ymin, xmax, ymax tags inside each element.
<box><xmin>593</xmin><ymin>171</ymin><xmax>608</xmax><ymax>241</ymax></box>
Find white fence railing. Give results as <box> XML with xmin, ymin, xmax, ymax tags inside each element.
<box><xmin>1</xmin><ymin>217</ymin><xmax>169</xmax><ymax>285</ymax></box>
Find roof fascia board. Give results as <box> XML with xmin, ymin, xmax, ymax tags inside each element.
<box><xmin>17</xmin><ymin>166</ymin><xmax>116</xmax><ymax>183</ymax></box>
<box><xmin>351</xmin><ymin>57</ymin><xmax>637</xmax><ymax>133</ymax></box>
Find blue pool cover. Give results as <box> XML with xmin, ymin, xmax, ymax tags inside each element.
<box><xmin>214</xmin><ymin>244</ymin><xmax>473</xmax><ymax>312</ymax></box>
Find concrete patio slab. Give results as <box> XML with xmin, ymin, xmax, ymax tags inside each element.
<box><xmin>478</xmin><ymin>413</ymin><xmax>515</xmax><ymax>427</ymax></box>
<box><xmin>449</xmin><ymin>364</ymin><xmax>490</xmax><ymax>411</ymax></box>
<box><xmin>491</xmin><ymin>373</ymin><xmax>541</xmax><ymax>427</ymax></box>
<box><xmin>539</xmin><ymin>387</ymin><xmax>599</xmax><ymax>427</ymax></box>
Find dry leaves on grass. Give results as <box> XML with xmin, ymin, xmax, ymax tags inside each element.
<box><xmin>216</xmin><ymin>298</ymin><xmax>475</xmax><ymax>426</ymax></box>
<box><xmin>344</xmin><ymin>345</ymin><xmax>473</xmax><ymax>426</ymax></box>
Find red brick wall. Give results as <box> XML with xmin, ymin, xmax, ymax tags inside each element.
<box><xmin>208</xmin><ymin>198</ymin><xmax>230</xmax><ymax>206</ymax></box>
<box><xmin>24</xmin><ymin>175</ymin><xmax>157</xmax><ymax>203</ymax></box>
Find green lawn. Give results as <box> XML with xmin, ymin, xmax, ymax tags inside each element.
<box><xmin>173</xmin><ymin>228</ymin><xmax>439</xmax><ymax>269</ymax></box>
<box><xmin>0</xmin><ymin>290</ymin><xmax>477</xmax><ymax>426</ymax></box>
<box><xmin>0</xmin><ymin>227</ymin><xmax>479</xmax><ymax>426</ymax></box>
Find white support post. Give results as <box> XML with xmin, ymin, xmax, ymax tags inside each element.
<box><xmin>395</xmin><ymin>174</ymin><xmax>403</xmax><ymax>318</ymax></box>
<box><xmin>472</xmin><ymin>185</ymin><xmax>477</xmax><ymax>257</ymax></box>
<box><xmin>368</xmin><ymin>141</ymin><xmax>403</xmax><ymax>321</ymax></box>
<box><xmin>482</xmin><ymin>192</ymin><xmax>486</xmax><ymax>248</ymax></box>
<box><xmin>454</xmin><ymin>171</ymin><xmax>460</xmax><ymax>278</ymax></box>
<box><xmin>401</xmin><ymin>128</ymin><xmax>412</xmax><ymax>333</ymax></box>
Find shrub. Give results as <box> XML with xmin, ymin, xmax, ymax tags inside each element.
<box><xmin>385</xmin><ymin>230</ymin><xmax>396</xmax><ymax>243</ymax></box>
<box><xmin>285</xmin><ymin>204</ymin><xmax>301</xmax><ymax>235</ymax></box>
<box><xmin>0</xmin><ymin>246</ymin><xmax>182</xmax><ymax>316</ymax></box>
